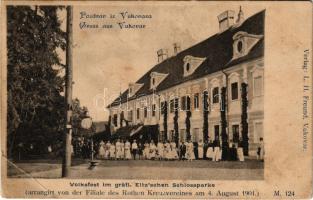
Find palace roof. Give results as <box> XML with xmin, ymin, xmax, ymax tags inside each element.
<box><xmin>109</xmin><ymin>10</ymin><xmax>265</xmax><ymax>107</ymax></box>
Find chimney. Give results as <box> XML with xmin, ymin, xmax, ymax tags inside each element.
<box><xmin>157</xmin><ymin>49</ymin><xmax>168</xmax><ymax>63</ymax></box>
<box><xmin>217</xmin><ymin>10</ymin><xmax>235</xmax><ymax>32</ymax></box>
<box><xmin>236</xmin><ymin>6</ymin><xmax>244</xmax><ymax>24</ymax></box>
<box><xmin>173</xmin><ymin>43</ymin><xmax>181</xmax><ymax>55</ymax></box>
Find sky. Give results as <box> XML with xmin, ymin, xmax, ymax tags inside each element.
<box><xmin>58</xmin><ymin>2</ymin><xmax>263</xmax><ymax>122</ymax></box>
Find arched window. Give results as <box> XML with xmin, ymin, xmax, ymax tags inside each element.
<box><xmin>237</xmin><ymin>40</ymin><xmax>243</xmax><ymax>53</ymax></box>
<box><xmin>212</xmin><ymin>87</ymin><xmax>219</xmax><ymax>104</ymax></box>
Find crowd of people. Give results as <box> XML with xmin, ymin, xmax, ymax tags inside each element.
<box><xmin>93</xmin><ymin>138</ymin><xmax>265</xmax><ymax>162</ymax></box>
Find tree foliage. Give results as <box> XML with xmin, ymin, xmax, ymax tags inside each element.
<box><xmin>7</xmin><ymin>6</ymin><xmax>66</xmax><ymax>158</ymax></box>
<box><xmin>72</xmin><ymin>98</ymin><xmax>95</xmax><ymax>137</ymax></box>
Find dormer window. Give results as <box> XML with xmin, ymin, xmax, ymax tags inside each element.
<box><xmin>183</xmin><ymin>55</ymin><xmax>206</xmax><ymax>77</ymax></box>
<box><xmin>128</xmin><ymin>83</ymin><xmax>144</xmax><ymax>97</ymax></box>
<box><xmin>150</xmin><ymin>72</ymin><xmax>168</xmax><ymax>90</ymax></box>
<box><xmin>232</xmin><ymin>31</ymin><xmax>263</xmax><ymax>60</ymax></box>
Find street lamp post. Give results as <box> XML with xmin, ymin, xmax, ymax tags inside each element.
<box><xmin>62</xmin><ymin>5</ymin><xmax>73</xmax><ymax>178</ymax></box>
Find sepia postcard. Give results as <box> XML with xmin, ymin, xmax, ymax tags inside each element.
<box><xmin>0</xmin><ymin>1</ymin><xmax>312</xmax><ymax>199</ymax></box>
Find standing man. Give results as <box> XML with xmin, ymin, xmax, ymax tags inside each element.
<box><xmin>131</xmin><ymin>139</ymin><xmax>138</xmax><ymax>160</ymax></box>
<box><xmin>138</xmin><ymin>142</ymin><xmax>144</xmax><ymax>160</ymax></box>
<box><xmin>179</xmin><ymin>142</ymin><xmax>187</xmax><ymax>160</ymax></box>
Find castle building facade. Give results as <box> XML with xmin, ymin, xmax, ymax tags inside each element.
<box><xmin>108</xmin><ymin>8</ymin><xmax>265</xmax><ymax>155</ymax></box>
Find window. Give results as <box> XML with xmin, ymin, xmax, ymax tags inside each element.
<box><xmin>237</xmin><ymin>40</ymin><xmax>243</xmax><ymax>53</ymax></box>
<box><xmin>214</xmin><ymin>125</ymin><xmax>220</xmax><ymax>140</ymax></box>
<box><xmin>254</xmin><ymin>76</ymin><xmax>263</xmax><ymax>96</ymax></box>
<box><xmin>170</xmin><ymin>99</ymin><xmax>174</xmax><ymax>113</ymax></box>
<box><xmin>192</xmin><ymin>128</ymin><xmax>201</xmax><ymax>142</ymax></box>
<box><xmin>174</xmin><ymin>98</ymin><xmax>179</xmax><ymax>111</ymax></box>
<box><xmin>113</xmin><ymin>114</ymin><xmax>118</xmax><ymax>127</ymax></box>
<box><xmin>169</xmin><ymin>130</ymin><xmax>175</xmax><ymax>141</ymax></box>
<box><xmin>152</xmin><ymin>78</ymin><xmax>155</xmax><ymax>85</ymax></box>
<box><xmin>128</xmin><ymin>110</ymin><xmax>133</xmax><ymax>121</ymax></box>
<box><xmin>231</xmin><ymin>82</ymin><xmax>238</xmax><ymax>100</ymax></box>
<box><xmin>186</xmin><ymin>96</ymin><xmax>191</xmax><ymax>111</ymax></box>
<box><xmin>212</xmin><ymin>87</ymin><xmax>219</xmax><ymax>104</ymax></box>
<box><xmin>232</xmin><ymin>124</ymin><xmax>240</xmax><ymax>143</ymax></box>
<box><xmin>136</xmin><ymin>108</ymin><xmax>140</xmax><ymax>119</ymax></box>
<box><xmin>144</xmin><ymin>107</ymin><xmax>148</xmax><ymax>118</ymax></box>
<box><xmin>194</xmin><ymin>93</ymin><xmax>199</xmax><ymax>109</ymax></box>
<box><xmin>152</xmin><ymin>104</ymin><xmax>156</xmax><ymax>116</ymax></box>
<box><xmin>186</xmin><ymin>63</ymin><xmax>190</xmax><ymax>72</ymax></box>
<box><xmin>181</xmin><ymin>96</ymin><xmax>187</xmax><ymax>110</ymax></box>
<box><xmin>120</xmin><ymin>111</ymin><xmax>124</xmax><ymax>125</ymax></box>
<box><xmin>160</xmin><ymin>102</ymin><xmax>165</xmax><ymax>114</ymax></box>
<box><xmin>180</xmin><ymin>129</ymin><xmax>186</xmax><ymax>142</ymax></box>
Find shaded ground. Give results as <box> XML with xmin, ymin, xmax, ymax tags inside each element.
<box><xmin>7</xmin><ymin>159</ymin><xmax>263</xmax><ymax>180</ymax></box>
<box><xmin>7</xmin><ymin>158</ymin><xmax>87</xmax><ymax>177</ymax></box>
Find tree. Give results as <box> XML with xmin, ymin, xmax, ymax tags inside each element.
<box><xmin>173</xmin><ymin>98</ymin><xmax>179</xmax><ymax>144</ymax></box>
<box><xmin>71</xmin><ymin>98</ymin><xmax>90</xmax><ymax>137</ymax></box>
<box><xmin>202</xmin><ymin>91</ymin><xmax>209</xmax><ymax>142</ymax></box>
<box><xmin>241</xmin><ymin>82</ymin><xmax>249</xmax><ymax>155</ymax></box>
<box><xmin>7</xmin><ymin>6</ymin><xmax>66</xmax><ymax>158</ymax></box>
<box><xmin>185</xmin><ymin>96</ymin><xmax>191</xmax><ymax>140</ymax></box>
<box><xmin>163</xmin><ymin>101</ymin><xmax>168</xmax><ymax>141</ymax></box>
<box><xmin>220</xmin><ymin>87</ymin><xmax>229</xmax><ymax>160</ymax></box>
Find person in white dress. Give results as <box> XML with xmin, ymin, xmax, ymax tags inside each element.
<box><xmin>104</xmin><ymin>141</ymin><xmax>110</xmax><ymax>159</ymax></box>
<box><xmin>149</xmin><ymin>140</ymin><xmax>157</xmax><ymax>160</ymax></box>
<box><xmin>170</xmin><ymin>141</ymin><xmax>178</xmax><ymax>160</ymax></box>
<box><xmin>157</xmin><ymin>141</ymin><xmax>164</xmax><ymax>160</ymax></box>
<box><xmin>164</xmin><ymin>141</ymin><xmax>171</xmax><ymax>160</ymax></box>
<box><xmin>197</xmin><ymin>139</ymin><xmax>204</xmax><ymax>159</ymax></box>
<box><xmin>186</xmin><ymin>140</ymin><xmax>195</xmax><ymax>161</ymax></box>
<box><xmin>237</xmin><ymin>140</ymin><xmax>245</xmax><ymax>162</ymax></box>
<box><xmin>109</xmin><ymin>141</ymin><xmax>116</xmax><ymax>160</ymax></box>
<box><xmin>143</xmin><ymin>141</ymin><xmax>150</xmax><ymax>160</ymax></box>
<box><xmin>120</xmin><ymin>140</ymin><xmax>125</xmax><ymax>160</ymax></box>
<box><xmin>98</xmin><ymin>140</ymin><xmax>105</xmax><ymax>159</ymax></box>
<box><xmin>124</xmin><ymin>139</ymin><xmax>132</xmax><ymax>160</ymax></box>
<box><xmin>213</xmin><ymin>139</ymin><xmax>221</xmax><ymax>162</ymax></box>
<box><xmin>115</xmin><ymin>139</ymin><xmax>122</xmax><ymax>160</ymax></box>
<box><xmin>206</xmin><ymin>140</ymin><xmax>214</xmax><ymax>160</ymax></box>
